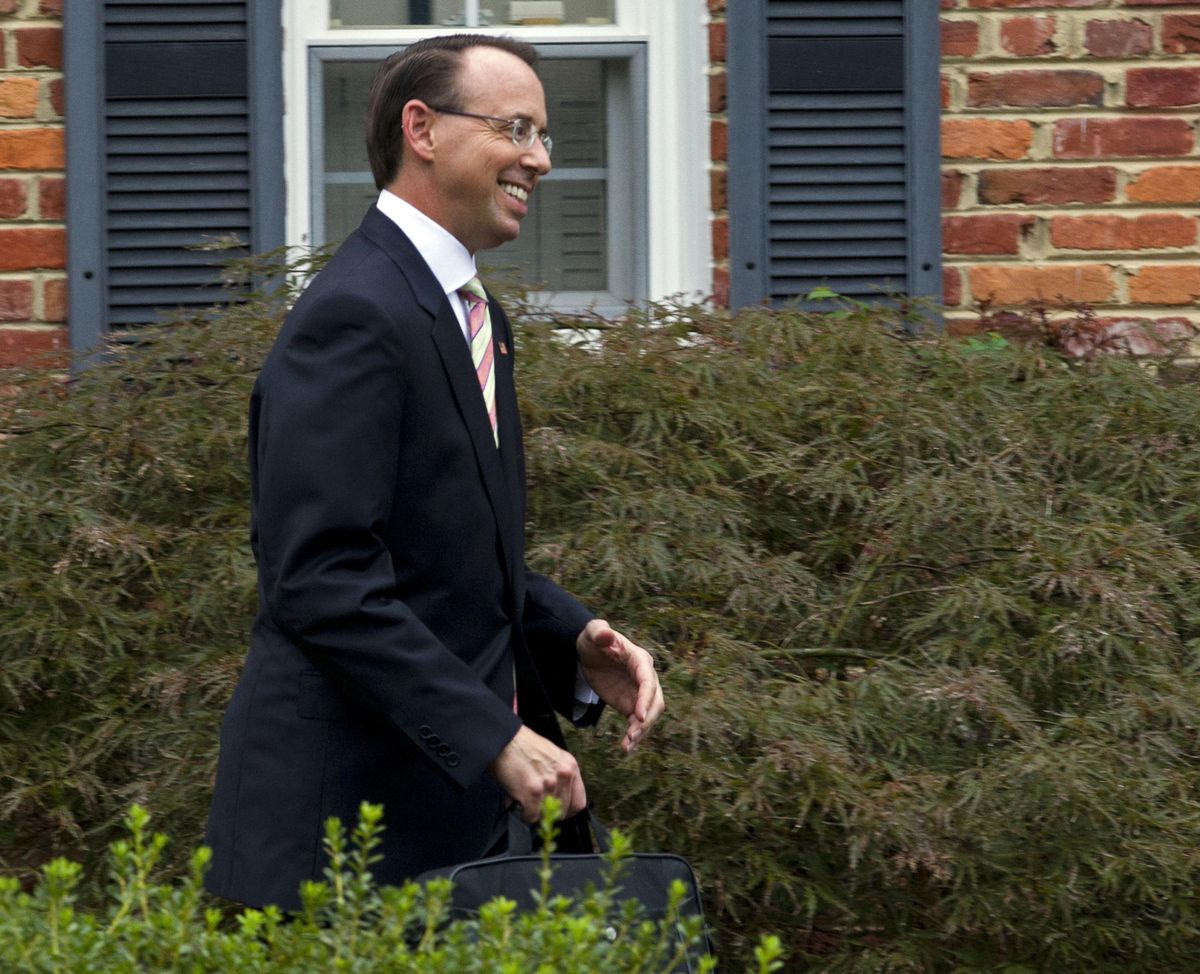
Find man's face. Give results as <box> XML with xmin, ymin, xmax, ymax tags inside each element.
<box><xmin>430</xmin><ymin>47</ymin><xmax>552</xmax><ymax>254</ymax></box>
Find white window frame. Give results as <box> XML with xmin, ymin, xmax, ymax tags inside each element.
<box><xmin>282</xmin><ymin>0</ymin><xmax>711</xmax><ymax>306</ymax></box>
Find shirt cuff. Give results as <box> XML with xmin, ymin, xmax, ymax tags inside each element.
<box><xmin>572</xmin><ymin>663</ymin><xmax>600</xmax><ymax>721</ymax></box>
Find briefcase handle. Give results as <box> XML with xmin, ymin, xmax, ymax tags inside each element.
<box><xmin>483</xmin><ymin>805</ymin><xmax>611</xmax><ymax>859</ymax></box>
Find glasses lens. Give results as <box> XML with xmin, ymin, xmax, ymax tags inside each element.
<box><xmin>509</xmin><ymin>118</ymin><xmax>531</xmax><ymax>146</ymax></box>
<box><xmin>540</xmin><ymin>133</ymin><xmax>553</xmax><ymax>157</ymax></box>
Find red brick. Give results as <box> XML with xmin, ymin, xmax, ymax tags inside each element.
<box><xmin>1127</xmin><ymin>68</ymin><xmax>1200</xmax><ymax>108</ymax></box>
<box><xmin>708</xmin><ymin>22</ymin><xmax>726</xmax><ymax>62</ymax></box>
<box><xmin>942</xmin><ymin>19</ymin><xmax>979</xmax><ymax>56</ymax></box>
<box><xmin>707</xmin><ymin>0</ymin><xmax>725</xmax><ymax>16</ymax></box>
<box><xmin>710</xmin><ymin>169</ymin><xmax>727</xmax><ymax>212</ymax></box>
<box><xmin>1127</xmin><ymin>165</ymin><xmax>1200</xmax><ymax>204</ymax></box>
<box><xmin>710</xmin><ymin>120</ymin><xmax>727</xmax><ymax>162</ymax></box>
<box><xmin>49</xmin><ymin>78</ymin><xmax>63</xmax><ymax>117</ymax></box>
<box><xmin>1129</xmin><ymin>266</ymin><xmax>1200</xmax><ymax>305</ymax></box>
<box><xmin>1084</xmin><ymin>19</ymin><xmax>1152</xmax><ymax>57</ymax></box>
<box><xmin>943</xmin><ymin>214</ymin><xmax>1034</xmax><ymax>255</ymax></box>
<box><xmin>708</xmin><ymin>72</ymin><xmax>726</xmax><ymax>113</ymax></box>
<box><xmin>37</xmin><ymin>177</ymin><xmax>64</xmax><ymax>220</ymax></box>
<box><xmin>0</xmin><ymin>178</ymin><xmax>28</xmax><ymax>219</ymax></box>
<box><xmin>969</xmin><ymin>0</ymin><xmax>1104</xmax><ymax>7</ymax></box>
<box><xmin>16</xmin><ymin>28</ymin><xmax>62</xmax><ymax>70</ymax></box>
<box><xmin>946</xmin><ymin>317</ymin><xmax>987</xmax><ymax>338</ymax></box>
<box><xmin>943</xmin><ymin>267</ymin><xmax>963</xmax><ymax>306</ymax></box>
<box><xmin>942</xmin><ymin>0</ymin><xmax>958</xmax><ymax>8</ymax></box>
<box><xmin>712</xmin><ymin>216</ymin><xmax>728</xmax><ymax>261</ymax></box>
<box><xmin>0</xmin><ymin>228</ymin><xmax>65</xmax><ymax>271</ymax></box>
<box><xmin>0</xmin><ymin>78</ymin><xmax>40</xmax><ymax>118</ymax></box>
<box><xmin>0</xmin><ymin>129</ymin><xmax>65</xmax><ymax>170</ymax></box>
<box><xmin>1050</xmin><ymin>214</ymin><xmax>1195</xmax><ymax>251</ymax></box>
<box><xmin>1162</xmin><ymin>15</ymin><xmax>1200</xmax><ymax>54</ymax></box>
<box><xmin>712</xmin><ymin>265</ymin><xmax>729</xmax><ymax>308</ymax></box>
<box><xmin>967</xmin><ymin>70</ymin><xmax>1103</xmax><ymax>108</ymax></box>
<box><xmin>1127</xmin><ymin>0</ymin><xmax>1200</xmax><ymax>6</ymax></box>
<box><xmin>0</xmin><ymin>327</ymin><xmax>66</xmax><ymax>368</ymax></box>
<box><xmin>942</xmin><ymin>119</ymin><xmax>1033</xmax><ymax>160</ymax></box>
<box><xmin>1000</xmin><ymin>16</ymin><xmax>1058</xmax><ymax>56</ymax></box>
<box><xmin>941</xmin><ymin>74</ymin><xmax>951</xmax><ymax>109</ymax></box>
<box><xmin>0</xmin><ymin>0</ymin><xmax>17</xmax><ymax>14</ymax></box>
<box><xmin>42</xmin><ymin>277</ymin><xmax>65</xmax><ymax>323</ymax></box>
<box><xmin>1053</xmin><ymin>118</ymin><xmax>1193</xmax><ymax>158</ymax></box>
<box><xmin>942</xmin><ymin>169</ymin><xmax>965</xmax><ymax>208</ymax></box>
<box><xmin>40</xmin><ymin>0</ymin><xmax>64</xmax><ymax>13</ymax></box>
<box><xmin>0</xmin><ymin>280</ymin><xmax>33</xmax><ymax>322</ymax></box>
<box><xmin>978</xmin><ymin>167</ymin><xmax>1116</xmax><ymax>205</ymax></box>
<box><xmin>969</xmin><ymin>264</ymin><xmax>1115</xmax><ymax>304</ymax></box>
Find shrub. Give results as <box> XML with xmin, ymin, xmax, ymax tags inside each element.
<box><xmin>0</xmin><ymin>799</ymin><xmax>783</xmax><ymax>973</ymax></box>
<box><xmin>4</xmin><ymin>271</ymin><xmax>1200</xmax><ymax>971</ymax></box>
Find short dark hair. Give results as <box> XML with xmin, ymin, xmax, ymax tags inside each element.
<box><xmin>365</xmin><ymin>34</ymin><xmax>539</xmax><ymax>190</ymax></box>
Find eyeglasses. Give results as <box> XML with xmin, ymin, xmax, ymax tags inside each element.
<box><xmin>428</xmin><ymin>106</ymin><xmax>553</xmax><ymax>157</ymax></box>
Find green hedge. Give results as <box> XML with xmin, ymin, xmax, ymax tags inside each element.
<box><xmin>4</xmin><ymin>261</ymin><xmax>1200</xmax><ymax>971</ymax></box>
<box><xmin>0</xmin><ymin>799</ymin><xmax>782</xmax><ymax>973</ymax></box>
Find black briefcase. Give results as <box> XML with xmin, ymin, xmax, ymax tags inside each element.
<box><xmin>418</xmin><ymin>809</ymin><xmax>714</xmax><ymax>971</ymax></box>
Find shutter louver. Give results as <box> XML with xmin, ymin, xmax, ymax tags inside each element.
<box><xmin>765</xmin><ymin>0</ymin><xmax>906</xmax><ymax>304</ymax></box>
<box><xmin>103</xmin><ymin>1</ymin><xmax>252</xmax><ymax>329</ymax></box>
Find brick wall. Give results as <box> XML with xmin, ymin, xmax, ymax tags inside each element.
<box><xmin>942</xmin><ymin>0</ymin><xmax>1200</xmax><ymax>337</ymax></box>
<box><xmin>707</xmin><ymin>0</ymin><xmax>729</xmax><ymax>306</ymax></box>
<box><xmin>0</xmin><ymin>0</ymin><xmax>64</xmax><ymax>368</ymax></box>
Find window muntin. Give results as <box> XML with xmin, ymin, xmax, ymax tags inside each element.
<box><xmin>314</xmin><ymin>45</ymin><xmax>644</xmax><ymax>308</ymax></box>
<box><xmin>329</xmin><ymin>1</ymin><xmax>615</xmax><ymax>29</ymax></box>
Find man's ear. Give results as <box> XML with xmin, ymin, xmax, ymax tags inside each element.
<box><xmin>402</xmin><ymin>100</ymin><xmax>438</xmax><ymax>163</ymax></box>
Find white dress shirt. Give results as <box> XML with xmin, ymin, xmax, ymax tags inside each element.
<box><xmin>375</xmin><ymin>190</ymin><xmax>600</xmax><ymax>713</ymax></box>
<box><xmin>377</xmin><ymin>189</ymin><xmax>478</xmax><ymax>342</ymax></box>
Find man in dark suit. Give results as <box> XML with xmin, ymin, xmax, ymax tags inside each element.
<box><xmin>203</xmin><ymin>34</ymin><xmax>664</xmax><ymax>911</ymax></box>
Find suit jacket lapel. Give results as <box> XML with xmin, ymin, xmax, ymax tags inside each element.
<box><xmin>360</xmin><ymin>207</ymin><xmax>519</xmax><ymax>586</ymax></box>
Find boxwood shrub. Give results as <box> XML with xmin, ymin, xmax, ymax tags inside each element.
<box><xmin>0</xmin><ymin>800</ymin><xmax>782</xmax><ymax>973</ymax></box>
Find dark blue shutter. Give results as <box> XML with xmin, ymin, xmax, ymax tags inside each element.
<box><xmin>728</xmin><ymin>0</ymin><xmax>941</xmax><ymax>310</ymax></box>
<box><xmin>65</xmin><ymin>1</ymin><xmax>284</xmax><ymax>351</ymax></box>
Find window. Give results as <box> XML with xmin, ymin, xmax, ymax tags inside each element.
<box><xmin>286</xmin><ymin>2</ymin><xmax>710</xmax><ymax>311</ymax></box>
<box><xmin>329</xmin><ymin>1</ymin><xmax>617</xmax><ymax>29</ymax></box>
<box><xmin>312</xmin><ymin>42</ymin><xmax>645</xmax><ymax>310</ymax></box>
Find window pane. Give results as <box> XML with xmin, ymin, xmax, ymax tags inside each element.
<box><xmin>486</xmin><ymin>57</ymin><xmax>607</xmax><ymax>291</ymax></box>
<box><xmin>482</xmin><ymin>179</ymin><xmax>606</xmax><ymax>292</ymax></box>
<box><xmin>330</xmin><ymin>1</ymin><xmax>615</xmax><ymax>28</ymax></box>
<box><xmin>319</xmin><ymin>56</ymin><xmax>612</xmax><ymax>297</ymax></box>
<box><xmin>331</xmin><ymin>2</ymin><xmax>464</xmax><ymax>28</ymax></box>
<box><xmin>323</xmin><ymin>61</ymin><xmax>376</xmax><ymax>174</ymax></box>
<box><xmin>326</xmin><ymin>182</ymin><xmax>380</xmax><ymax>241</ymax></box>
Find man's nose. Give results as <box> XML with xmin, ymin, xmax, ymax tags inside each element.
<box><xmin>522</xmin><ymin>139</ymin><xmax>551</xmax><ymax>176</ymax></box>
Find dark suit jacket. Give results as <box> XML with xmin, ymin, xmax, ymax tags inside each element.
<box><xmin>203</xmin><ymin>206</ymin><xmax>597</xmax><ymax>910</ymax></box>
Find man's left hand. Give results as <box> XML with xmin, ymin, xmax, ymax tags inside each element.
<box><xmin>577</xmin><ymin>619</ymin><xmax>665</xmax><ymax>752</ymax></box>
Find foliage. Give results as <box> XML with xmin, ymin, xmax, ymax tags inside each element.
<box><xmin>4</xmin><ymin>266</ymin><xmax>1200</xmax><ymax>970</ymax></box>
<box><xmin>0</xmin><ymin>799</ymin><xmax>781</xmax><ymax>973</ymax></box>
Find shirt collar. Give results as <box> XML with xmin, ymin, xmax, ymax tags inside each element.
<box><xmin>376</xmin><ymin>189</ymin><xmax>478</xmax><ymax>297</ymax></box>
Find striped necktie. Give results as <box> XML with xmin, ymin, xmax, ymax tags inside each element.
<box><xmin>458</xmin><ymin>277</ymin><xmax>498</xmax><ymax>448</ymax></box>
<box><xmin>460</xmin><ymin>278</ymin><xmax>513</xmax><ymax>712</ymax></box>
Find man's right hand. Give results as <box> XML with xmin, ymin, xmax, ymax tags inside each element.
<box><xmin>489</xmin><ymin>725</ymin><xmax>587</xmax><ymax>823</ymax></box>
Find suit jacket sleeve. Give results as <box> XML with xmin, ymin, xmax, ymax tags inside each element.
<box><xmin>521</xmin><ymin>571</ymin><xmax>604</xmax><ymax>727</ymax></box>
<box><xmin>251</xmin><ymin>287</ymin><xmax>521</xmax><ymax>792</ymax></box>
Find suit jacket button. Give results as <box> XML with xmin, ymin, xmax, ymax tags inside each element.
<box><xmin>446</xmin><ymin>754</ymin><xmax>460</xmax><ymax>767</ymax></box>
<box><xmin>418</xmin><ymin>725</ymin><xmax>433</xmax><ymax>740</ymax></box>
<box><xmin>437</xmin><ymin>744</ymin><xmax>451</xmax><ymax>757</ymax></box>
<box><xmin>426</xmin><ymin>734</ymin><xmax>442</xmax><ymax>748</ymax></box>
